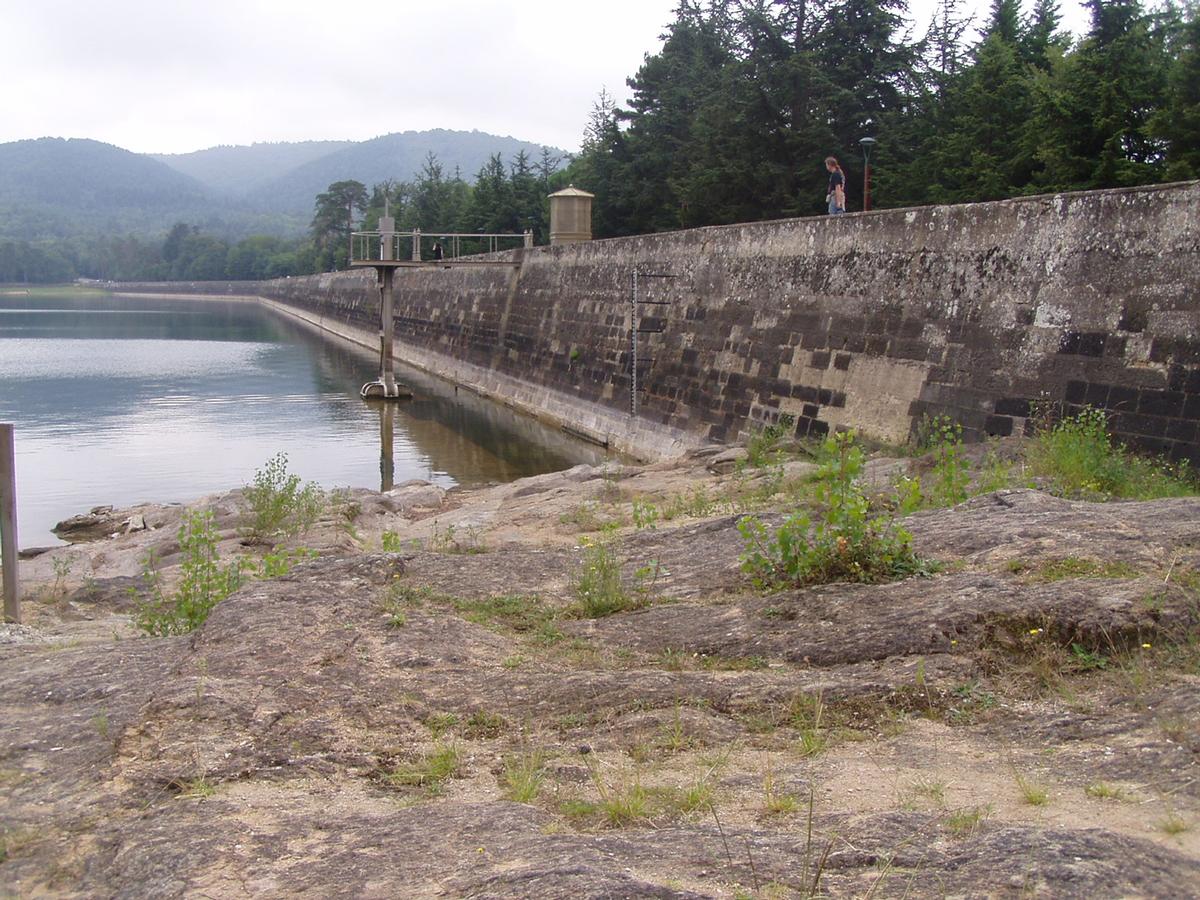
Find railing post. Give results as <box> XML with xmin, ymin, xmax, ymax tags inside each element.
<box><xmin>524</xmin><ymin>229</ymin><xmax>534</xmax><ymax>249</ymax></box>
<box><xmin>411</xmin><ymin>229</ymin><xmax>422</xmax><ymax>262</ymax></box>
<box><xmin>1</xmin><ymin>423</ymin><xmax>19</xmax><ymax>624</ymax></box>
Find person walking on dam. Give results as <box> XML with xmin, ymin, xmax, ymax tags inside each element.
<box><xmin>825</xmin><ymin>156</ymin><xmax>846</xmax><ymax>215</ymax></box>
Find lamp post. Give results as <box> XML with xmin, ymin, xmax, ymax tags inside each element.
<box><xmin>859</xmin><ymin>136</ymin><xmax>877</xmax><ymax>212</ymax></box>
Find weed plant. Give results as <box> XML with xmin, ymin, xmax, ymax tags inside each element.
<box><xmin>1027</xmin><ymin>406</ymin><xmax>1196</xmax><ymax>500</ymax></box>
<box><xmin>744</xmin><ymin>414</ymin><xmax>795</xmax><ymax>468</ymax></box>
<box><xmin>1085</xmin><ymin>781</ymin><xmax>1127</xmax><ymax>801</ymax></box>
<box><xmin>502</xmin><ymin>752</ymin><xmax>546</xmax><ymax>803</ymax></box>
<box><xmin>134</xmin><ymin>511</ymin><xmax>244</xmax><ymax>636</ymax></box>
<box><xmin>570</xmin><ymin>538</ymin><xmax>640</xmax><ymax>618</ymax></box>
<box><xmin>924</xmin><ymin>416</ymin><xmax>970</xmax><ymax>506</ymax></box>
<box><xmin>242</xmin><ymin>452</ymin><xmax>325</xmax><ymax>542</ymax></box>
<box><xmin>739</xmin><ymin>432</ymin><xmax>932</xmax><ymax>587</ymax></box>
<box><xmin>388</xmin><ymin>743</ymin><xmax>462</xmax><ymax>794</ymax></box>
<box><xmin>134</xmin><ymin>510</ymin><xmax>313</xmax><ymax>636</ymax></box>
<box><xmin>1015</xmin><ymin>774</ymin><xmax>1050</xmax><ymax>806</ymax></box>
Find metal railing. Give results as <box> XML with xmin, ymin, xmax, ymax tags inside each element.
<box><xmin>350</xmin><ymin>229</ymin><xmax>533</xmax><ymax>265</ymax></box>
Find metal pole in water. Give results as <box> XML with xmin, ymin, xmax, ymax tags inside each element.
<box><xmin>1</xmin><ymin>423</ymin><xmax>19</xmax><ymax>624</ymax></box>
<box><xmin>381</xmin><ymin>267</ymin><xmax>396</xmax><ymax>395</ymax></box>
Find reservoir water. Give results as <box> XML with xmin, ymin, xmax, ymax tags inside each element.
<box><xmin>0</xmin><ymin>290</ymin><xmax>607</xmax><ymax>546</ymax></box>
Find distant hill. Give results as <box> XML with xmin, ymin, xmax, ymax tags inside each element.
<box><xmin>152</xmin><ymin>141</ymin><xmax>353</xmax><ymax>195</ymax></box>
<box><xmin>0</xmin><ymin>138</ymin><xmax>215</xmax><ymax>239</ymax></box>
<box><xmin>241</xmin><ymin>129</ymin><xmax>560</xmax><ymax>215</ymax></box>
<box><xmin>0</xmin><ymin>130</ymin><xmax>566</xmax><ymax>242</ymax></box>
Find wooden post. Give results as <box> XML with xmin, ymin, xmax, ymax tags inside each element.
<box><xmin>1</xmin><ymin>423</ymin><xmax>18</xmax><ymax>624</ymax></box>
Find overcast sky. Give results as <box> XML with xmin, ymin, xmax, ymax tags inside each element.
<box><xmin>1</xmin><ymin>0</ymin><xmax>1090</xmax><ymax>156</ymax></box>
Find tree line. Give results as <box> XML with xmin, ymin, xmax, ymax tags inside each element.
<box><xmin>309</xmin><ymin>149</ymin><xmax>564</xmax><ymax>271</ymax></box>
<box><xmin>564</xmin><ymin>0</ymin><xmax>1199</xmax><ymax>235</ymax></box>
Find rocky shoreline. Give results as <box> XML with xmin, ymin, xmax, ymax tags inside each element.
<box><xmin>2</xmin><ymin>446</ymin><xmax>1198</xmax><ymax>897</ymax></box>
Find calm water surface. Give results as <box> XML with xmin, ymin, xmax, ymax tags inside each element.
<box><xmin>0</xmin><ymin>291</ymin><xmax>606</xmax><ymax>546</ymax></box>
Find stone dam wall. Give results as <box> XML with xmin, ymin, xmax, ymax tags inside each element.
<box><xmin>119</xmin><ymin>181</ymin><xmax>1200</xmax><ymax>462</ymax></box>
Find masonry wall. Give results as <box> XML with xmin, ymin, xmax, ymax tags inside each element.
<box><xmin>246</xmin><ymin>182</ymin><xmax>1199</xmax><ymax>461</ymax></box>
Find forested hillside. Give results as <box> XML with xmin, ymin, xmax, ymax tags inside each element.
<box><xmin>0</xmin><ymin>131</ymin><xmax>563</xmax><ymax>282</ymax></box>
<box><xmin>0</xmin><ymin>138</ymin><xmax>213</xmax><ymax>238</ymax></box>
<box><xmin>152</xmin><ymin>141</ymin><xmax>353</xmax><ymax>195</ymax></box>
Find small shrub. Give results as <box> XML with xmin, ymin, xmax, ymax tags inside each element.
<box><xmin>1027</xmin><ymin>406</ymin><xmax>1196</xmax><ymax>500</ymax></box>
<box><xmin>893</xmin><ymin>475</ymin><xmax>924</xmax><ymax>515</ymax></box>
<box><xmin>745</xmin><ymin>415</ymin><xmax>795</xmax><ymax>468</ymax></box>
<box><xmin>631</xmin><ymin>498</ymin><xmax>659</xmax><ymax>530</ymax></box>
<box><xmin>134</xmin><ymin>510</ymin><xmax>244</xmax><ymax>636</ymax></box>
<box><xmin>424</xmin><ymin>712</ymin><xmax>460</xmax><ymax>738</ymax></box>
<box><xmin>380</xmin><ymin>530</ymin><xmax>404</xmax><ymax>552</ymax></box>
<box><xmin>739</xmin><ymin>432</ymin><xmax>933</xmax><ymax>588</ymax></box>
<box><xmin>924</xmin><ymin>416</ymin><xmax>970</xmax><ymax>507</ymax></box>
<box><xmin>570</xmin><ymin>539</ymin><xmax>639</xmax><ymax>618</ymax></box>
<box><xmin>242</xmin><ymin>452</ymin><xmax>325</xmax><ymax>542</ymax></box>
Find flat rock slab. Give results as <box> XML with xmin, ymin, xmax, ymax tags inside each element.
<box><xmin>3</xmin><ymin>489</ymin><xmax>1199</xmax><ymax>898</ymax></box>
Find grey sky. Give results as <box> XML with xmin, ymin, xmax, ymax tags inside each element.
<box><xmin>1</xmin><ymin>0</ymin><xmax>1089</xmax><ymax>156</ymax></box>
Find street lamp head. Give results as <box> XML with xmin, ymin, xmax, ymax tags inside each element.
<box><xmin>859</xmin><ymin>136</ymin><xmax>877</xmax><ymax>166</ymax></box>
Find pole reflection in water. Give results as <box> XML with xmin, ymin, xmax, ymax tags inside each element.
<box><xmin>379</xmin><ymin>402</ymin><xmax>395</xmax><ymax>492</ymax></box>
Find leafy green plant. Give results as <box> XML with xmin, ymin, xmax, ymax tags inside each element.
<box><xmin>739</xmin><ymin>432</ymin><xmax>933</xmax><ymax>588</ymax></box>
<box><xmin>430</xmin><ymin>522</ymin><xmax>488</xmax><ymax>554</ymax></box>
<box><xmin>924</xmin><ymin>416</ymin><xmax>970</xmax><ymax>506</ymax></box>
<box><xmin>134</xmin><ymin>510</ymin><xmax>245</xmax><ymax>636</ymax></box>
<box><xmin>1027</xmin><ymin>406</ymin><xmax>1196</xmax><ymax>500</ymax></box>
<box><xmin>631</xmin><ymin>498</ymin><xmax>659</xmax><ymax>529</ymax></box>
<box><xmin>242</xmin><ymin>452</ymin><xmax>325</xmax><ymax>543</ymax></box>
<box><xmin>51</xmin><ymin>554</ymin><xmax>74</xmax><ymax>597</ymax></box>
<box><xmin>380</xmin><ymin>530</ymin><xmax>404</xmax><ymax>552</ymax></box>
<box><xmin>744</xmin><ymin>414</ymin><xmax>795</xmax><ymax>468</ymax></box>
<box><xmin>893</xmin><ymin>475</ymin><xmax>924</xmax><ymax>515</ymax></box>
<box><xmin>134</xmin><ymin>510</ymin><xmax>312</xmax><ymax>636</ymax></box>
<box><xmin>570</xmin><ymin>538</ymin><xmax>641</xmax><ymax>618</ymax></box>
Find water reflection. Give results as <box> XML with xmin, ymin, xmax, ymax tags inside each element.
<box><xmin>379</xmin><ymin>402</ymin><xmax>395</xmax><ymax>492</ymax></box>
<box><xmin>0</xmin><ymin>293</ymin><xmax>608</xmax><ymax>544</ymax></box>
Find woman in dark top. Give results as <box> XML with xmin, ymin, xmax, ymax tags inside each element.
<box><xmin>825</xmin><ymin>156</ymin><xmax>846</xmax><ymax>215</ymax></box>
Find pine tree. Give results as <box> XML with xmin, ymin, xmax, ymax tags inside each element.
<box><xmin>1151</xmin><ymin>7</ymin><xmax>1200</xmax><ymax>178</ymax></box>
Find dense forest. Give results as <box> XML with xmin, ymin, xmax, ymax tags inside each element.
<box><xmin>1</xmin><ymin>0</ymin><xmax>1196</xmax><ymax>283</ymax></box>
<box><xmin>568</xmin><ymin>0</ymin><xmax>1199</xmax><ymax>233</ymax></box>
